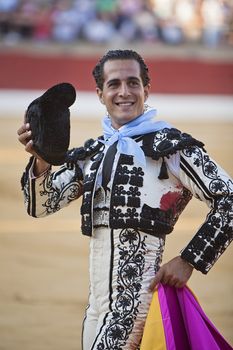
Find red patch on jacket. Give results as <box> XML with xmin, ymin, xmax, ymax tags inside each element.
<box><xmin>160</xmin><ymin>191</ymin><xmax>181</xmax><ymax>212</ymax></box>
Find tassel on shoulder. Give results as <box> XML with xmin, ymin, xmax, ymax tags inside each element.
<box><xmin>158</xmin><ymin>158</ymin><xmax>169</xmax><ymax>180</ymax></box>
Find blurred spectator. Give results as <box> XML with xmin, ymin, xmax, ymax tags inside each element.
<box><xmin>150</xmin><ymin>0</ymin><xmax>175</xmax><ymax>20</ymax></box>
<box><xmin>0</xmin><ymin>0</ymin><xmax>19</xmax><ymax>44</ymax></box>
<box><xmin>16</xmin><ymin>0</ymin><xmax>37</xmax><ymax>38</ymax></box>
<box><xmin>175</xmin><ymin>0</ymin><xmax>202</xmax><ymax>42</ymax></box>
<box><xmin>51</xmin><ymin>0</ymin><xmax>81</xmax><ymax>42</ymax></box>
<box><xmin>201</xmin><ymin>0</ymin><xmax>226</xmax><ymax>47</ymax></box>
<box><xmin>0</xmin><ymin>0</ymin><xmax>232</xmax><ymax>47</ymax></box>
<box><xmin>33</xmin><ymin>3</ymin><xmax>53</xmax><ymax>41</ymax></box>
<box><xmin>118</xmin><ymin>0</ymin><xmax>144</xmax><ymax>16</ymax></box>
<box><xmin>133</xmin><ymin>5</ymin><xmax>158</xmax><ymax>41</ymax></box>
<box><xmin>2</xmin><ymin>0</ymin><xmax>37</xmax><ymax>44</ymax></box>
<box><xmin>95</xmin><ymin>0</ymin><xmax>118</xmax><ymax>14</ymax></box>
<box><xmin>114</xmin><ymin>0</ymin><xmax>142</xmax><ymax>42</ymax></box>
<box><xmin>226</xmin><ymin>1</ymin><xmax>233</xmax><ymax>45</ymax></box>
<box><xmin>150</xmin><ymin>0</ymin><xmax>183</xmax><ymax>44</ymax></box>
<box><xmin>159</xmin><ymin>18</ymin><xmax>183</xmax><ymax>44</ymax></box>
<box><xmin>82</xmin><ymin>13</ymin><xmax>116</xmax><ymax>43</ymax></box>
<box><xmin>0</xmin><ymin>0</ymin><xmax>19</xmax><ymax>12</ymax></box>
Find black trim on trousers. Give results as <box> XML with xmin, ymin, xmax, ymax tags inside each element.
<box><xmin>90</xmin><ymin>229</ymin><xmax>114</xmax><ymax>349</ymax></box>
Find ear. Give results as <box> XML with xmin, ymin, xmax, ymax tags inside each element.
<box><xmin>144</xmin><ymin>84</ymin><xmax>150</xmax><ymax>102</ymax></box>
<box><xmin>96</xmin><ymin>87</ymin><xmax>105</xmax><ymax>105</ymax></box>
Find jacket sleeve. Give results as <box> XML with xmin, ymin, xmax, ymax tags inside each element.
<box><xmin>21</xmin><ymin>157</ymin><xmax>83</xmax><ymax>218</ymax></box>
<box><xmin>178</xmin><ymin>146</ymin><xmax>233</xmax><ymax>274</ymax></box>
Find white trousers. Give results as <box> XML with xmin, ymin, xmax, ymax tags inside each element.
<box><xmin>82</xmin><ymin>227</ymin><xmax>165</xmax><ymax>350</ymax></box>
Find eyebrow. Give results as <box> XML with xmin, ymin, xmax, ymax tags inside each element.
<box><xmin>106</xmin><ymin>78</ymin><xmax>119</xmax><ymax>86</ymax></box>
<box><xmin>106</xmin><ymin>77</ymin><xmax>141</xmax><ymax>86</ymax></box>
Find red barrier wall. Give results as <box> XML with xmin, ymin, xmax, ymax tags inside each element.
<box><xmin>1</xmin><ymin>51</ymin><xmax>233</xmax><ymax>94</ymax></box>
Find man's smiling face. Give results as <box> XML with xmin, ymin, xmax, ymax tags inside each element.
<box><xmin>96</xmin><ymin>59</ymin><xmax>150</xmax><ymax>129</ymax></box>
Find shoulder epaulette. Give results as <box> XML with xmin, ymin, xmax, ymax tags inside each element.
<box><xmin>65</xmin><ymin>136</ymin><xmax>104</xmax><ymax>164</ymax></box>
<box><xmin>142</xmin><ymin>128</ymin><xmax>205</xmax><ymax>161</ymax></box>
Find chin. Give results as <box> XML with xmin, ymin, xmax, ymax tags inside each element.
<box><xmin>111</xmin><ymin>113</ymin><xmax>139</xmax><ymax>128</ymax></box>
<box><xmin>120</xmin><ymin>113</ymin><xmax>137</xmax><ymax>122</ymax></box>
<box><xmin>119</xmin><ymin>117</ymin><xmax>134</xmax><ymax>126</ymax></box>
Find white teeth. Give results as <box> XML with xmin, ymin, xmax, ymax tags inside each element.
<box><xmin>117</xmin><ymin>102</ymin><xmax>133</xmax><ymax>106</ymax></box>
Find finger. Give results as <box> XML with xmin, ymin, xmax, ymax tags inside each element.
<box><xmin>17</xmin><ymin>123</ymin><xmax>30</xmax><ymax>136</ymax></box>
<box><xmin>149</xmin><ymin>269</ymin><xmax>163</xmax><ymax>292</ymax></box>
<box><xmin>169</xmin><ymin>279</ymin><xmax>179</xmax><ymax>287</ymax></box>
<box><xmin>174</xmin><ymin>281</ymin><xmax>186</xmax><ymax>289</ymax></box>
<box><xmin>160</xmin><ymin>270</ymin><xmax>174</xmax><ymax>285</ymax></box>
<box><xmin>160</xmin><ymin>275</ymin><xmax>170</xmax><ymax>285</ymax></box>
<box><xmin>25</xmin><ymin>140</ymin><xmax>40</xmax><ymax>159</ymax></box>
<box><xmin>149</xmin><ymin>278</ymin><xmax>158</xmax><ymax>292</ymax></box>
<box><xmin>25</xmin><ymin>139</ymin><xmax>34</xmax><ymax>152</ymax></box>
<box><xmin>18</xmin><ymin>130</ymin><xmax>32</xmax><ymax>145</ymax></box>
<box><xmin>17</xmin><ymin>125</ymin><xmax>26</xmax><ymax>136</ymax></box>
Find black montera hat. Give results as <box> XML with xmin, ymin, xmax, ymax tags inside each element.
<box><xmin>25</xmin><ymin>82</ymin><xmax>76</xmax><ymax>165</ymax></box>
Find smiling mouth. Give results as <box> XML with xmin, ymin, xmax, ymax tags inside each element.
<box><xmin>115</xmin><ymin>102</ymin><xmax>135</xmax><ymax>106</ymax></box>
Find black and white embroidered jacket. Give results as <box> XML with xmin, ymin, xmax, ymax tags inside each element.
<box><xmin>21</xmin><ymin>128</ymin><xmax>233</xmax><ymax>274</ymax></box>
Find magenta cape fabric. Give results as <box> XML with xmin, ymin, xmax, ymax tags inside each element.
<box><xmin>158</xmin><ymin>284</ymin><xmax>232</xmax><ymax>350</ymax></box>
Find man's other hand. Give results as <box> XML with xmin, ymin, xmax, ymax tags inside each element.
<box><xmin>149</xmin><ymin>256</ymin><xmax>194</xmax><ymax>291</ymax></box>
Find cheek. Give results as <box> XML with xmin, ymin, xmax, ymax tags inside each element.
<box><xmin>104</xmin><ymin>93</ymin><xmax>115</xmax><ymax>106</ymax></box>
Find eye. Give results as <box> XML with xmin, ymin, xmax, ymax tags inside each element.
<box><xmin>129</xmin><ymin>80</ymin><xmax>140</xmax><ymax>87</ymax></box>
<box><xmin>107</xmin><ymin>80</ymin><xmax>119</xmax><ymax>88</ymax></box>
<box><xmin>109</xmin><ymin>82</ymin><xmax>117</xmax><ymax>88</ymax></box>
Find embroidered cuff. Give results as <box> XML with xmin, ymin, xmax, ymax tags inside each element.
<box><xmin>29</xmin><ymin>157</ymin><xmax>51</xmax><ymax>179</ymax></box>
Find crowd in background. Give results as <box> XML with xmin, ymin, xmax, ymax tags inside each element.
<box><xmin>0</xmin><ymin>0</ymin><xmax>232</xmax><ymax>47</ymax></box>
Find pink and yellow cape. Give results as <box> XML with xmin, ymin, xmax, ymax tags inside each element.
<box><xmin>140</xmin><ymin>284</ymin><xmax>232</xmax><ymax>350</ymax></box>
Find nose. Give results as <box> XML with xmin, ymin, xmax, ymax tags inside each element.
<box><xmin>118</xmin><ymin>82</ymin><xmax>130</xmax><ymax>97</ymax></box>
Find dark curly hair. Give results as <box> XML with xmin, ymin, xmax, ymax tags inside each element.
<box><xmin>92</xmin><ymin>49</ymin><xmax>150</xmax><ymax>90</ymax></box>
